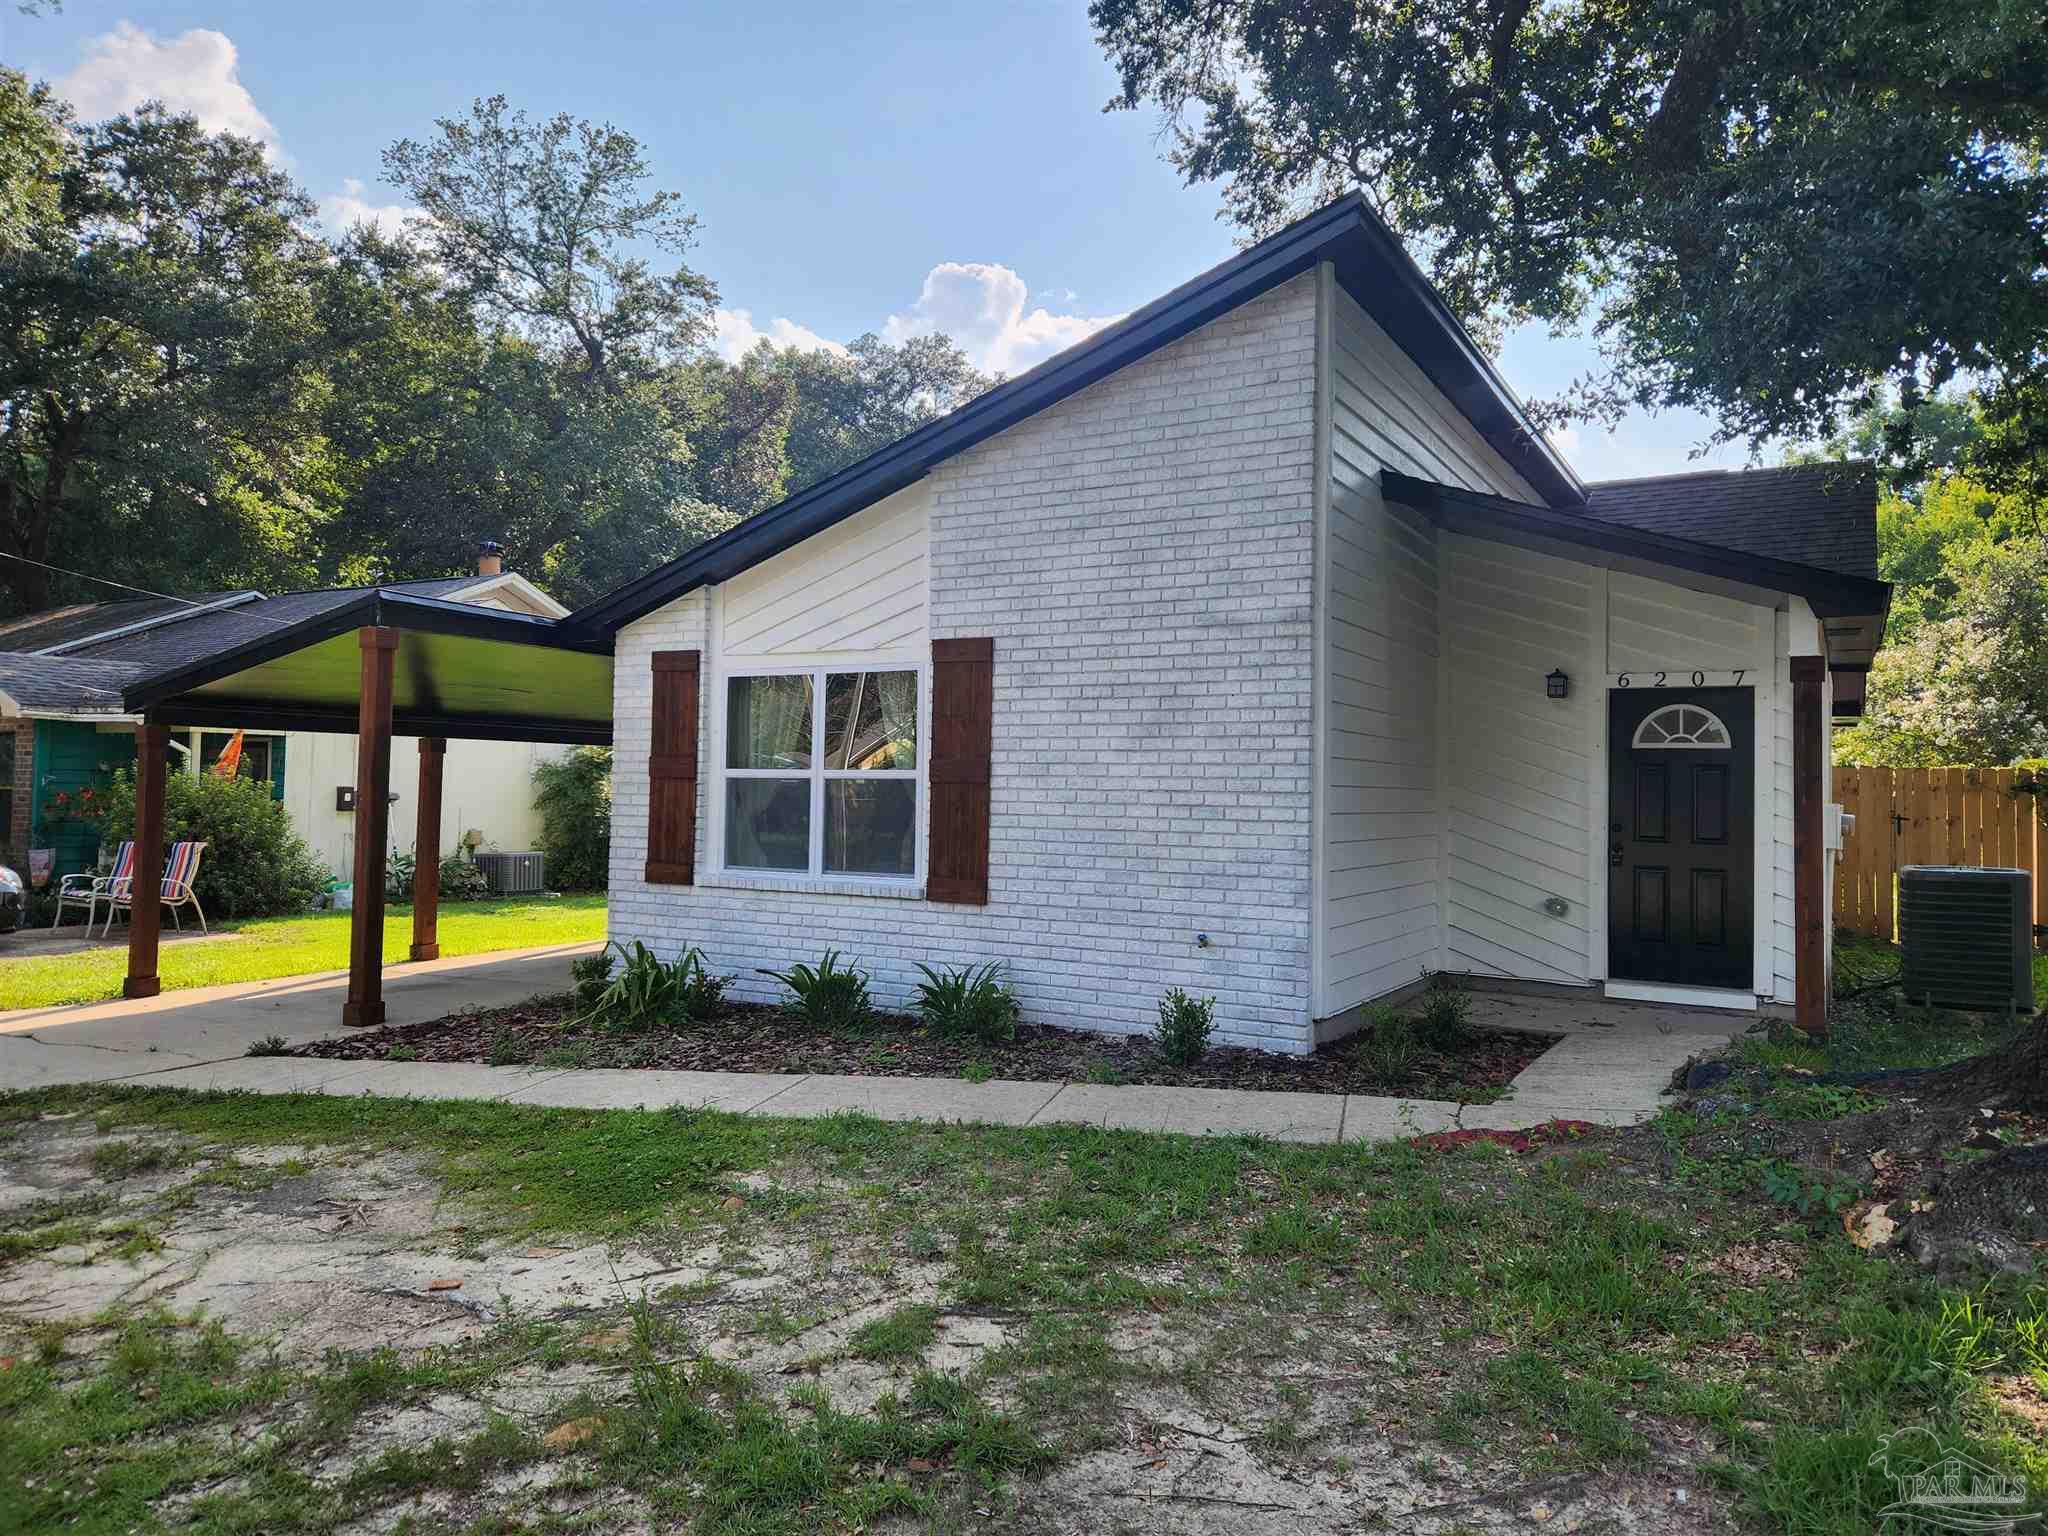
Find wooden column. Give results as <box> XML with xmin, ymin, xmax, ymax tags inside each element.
<box><xmin>409</xmin><ymin>737</ymin><xmax>446</xmax><ymax>962</ymax></box>
<box><xmin>1791</xmin><ymin>655</ymin><xmax>1828</xmax><ymax>1035</ymax></box>
<box><xmin>343</xmin><ymin>627</ymin><xmax>399</xmax><ymax>1027</ymax></box>
<box><xmin>122</xmin><ymin>720</ymin><xmax>169</xmax><ymax>999</ymax></box>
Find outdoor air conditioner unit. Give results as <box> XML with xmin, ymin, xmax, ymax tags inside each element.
<box><xmin>1898</xmin><ymin>866</ymin><xmax>2035</xmax><ymax>1018</ymax></box>
<box><xmin>473</xmin><ymin>851</ymin><xmax>546</xmax><ymax>896</ymax></box>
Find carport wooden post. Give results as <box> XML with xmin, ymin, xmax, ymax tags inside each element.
<box><xmin>409</xmin><ymin>737</ymin><xmax>446</xmax><ymax>962</ymax></box>
<box><xmin>122</xmin><ymin>720</ymin><xmax>169</xmax><ymax>999</ymax></box>
<box><xmin>1791</xmin><ymin>655</ymin><xmax>1828</xmax><ymax>1037</ymax></box>
<box><xmin>343</xmin><ymin>627</ymin><xmax>399</xmax><ymax>1028</ymax></box>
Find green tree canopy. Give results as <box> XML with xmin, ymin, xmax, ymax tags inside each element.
<box><xmin>0</xmin><ymin>92</ymin><xmax>332</xmax><ymax>614</ymax></box>
<box><xmin>777</xmin><ymin>333</ymin><xmax>995</xmax><ymax>492</ymax></box>
<box><xmin>1091</xmin><ymin>0</ymin><xmax>2048</xmax><ymax>475</ymax></box>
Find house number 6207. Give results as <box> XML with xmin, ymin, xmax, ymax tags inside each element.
<box><xmin>1614</xmin><ymin>670</ymin><xmax>1745</xmax><ymax>688</ymax></box>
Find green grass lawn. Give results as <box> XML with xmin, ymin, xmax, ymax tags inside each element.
<box><xmin>0</xmin><ymin>895</ymin><xmax>606</xmax><ymax>1010</ymax></box>
<box><xmin>1</xmin><ymin>1084</ymin><xmax>2042</xmax><ymax>1534</ymax></box>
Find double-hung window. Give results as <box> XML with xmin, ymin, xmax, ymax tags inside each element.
<box><xmin>723</xmin><ymin>667</ymin><xmax>920</xmax><ymax>879</ymax></box>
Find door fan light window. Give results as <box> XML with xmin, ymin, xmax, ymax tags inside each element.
<box><xmin>724</xmin><ymin>668</ymin><xmax>919</xmax><ymax>878</ymax></box>
<box><xmin>1632</xmin><ymin>703</ymin><xmax>1731</xmax><ymax>750</ymax></box>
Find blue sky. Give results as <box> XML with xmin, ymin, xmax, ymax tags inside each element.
<box><xmin>8</xmin><ymin>1</ymin><xmax>1756</xmax><ymax>480</ymax></box>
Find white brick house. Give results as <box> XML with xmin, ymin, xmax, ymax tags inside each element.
<box><xmin>577</xmin><ymin>196</ymin><xmax>1888</xmax><ymax>1052</ymax></box>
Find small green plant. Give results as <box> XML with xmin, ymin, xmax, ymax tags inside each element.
<box><xmin>1084</xmin><ymin>1061</ymin><xmax>1123</xmax><ymax>1086</ymax></box>
<box><xmin>244</xmin><ymin>1034</ymin><xmax>289</xmax><ymax>1057</ymax></box>
<box><xmin>384</xmin><ymin>1045</ymin><xmax>418</xmax><ymax>1062</ymax></box>
<box><xmin>914</xmin><ymin>961</ymin><xmax>1020</xmax><ymax>1043</ymax></box>
<box><xmin>1415</xmin><ymin>972</ymin><xmax>1474</xmax><ymax>1049</ymax></box>
<box><xmin>760</xmin><ymin>949</ymin><xmax>872</xmax><ymax>1032</ymax></box>
<box><xmin>961</xmin><ymin>1060</ymin><xmax>995</xmax><ymax>1084</ymax></box>
<box><xmin>1153</xmin><ymin>987</ymin><xmax>1216</xmax><ymax>1066</ymax></box>
<box><xmin>485</xmin><ymin>1029</ymin><xmax>531</xmax><ymax>1067</ymax></box>
<box><xmin>570</xmin><ymin>948</ymin><xmax>614</xmax><ymax>1008</ymax></box>
<box><xmin>1355</xmin><ymin>1006</ymin><xmax>1420</xmax><ymax>1081</ymax></box>
<box><xmin>538</xmin><ymin>1041</ymin><xmax>594</xmax><ymax>1070</ymax></box>
<box><xmin>581</xmin><ymin>941</ymin><xmax>728</xmax><ymax>1031</ymax></box>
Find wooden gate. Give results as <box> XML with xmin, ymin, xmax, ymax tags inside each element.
<box><xmin>1834</xmin><ymin>766</ymin><xmax>2048</xmax><ymax>944</ymax></box>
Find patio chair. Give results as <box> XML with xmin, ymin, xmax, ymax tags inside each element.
<box><xmin>101</xmin><ymin>840</ymin><xmax>208</xmax><ymax>937</ymax></box>
<box><xmin>52</xmin><ymin>840</ymin><xmax>133</xmax><ymax>932</ymax></box>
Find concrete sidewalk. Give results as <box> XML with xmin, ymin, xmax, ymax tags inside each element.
<box><xmin>0</xmin><ymin>956</ymin><xmax>1744</xmax><ymax>1142</ymax></box>
<box><xmin>0</xmin><ymin>942</ymin><xmax>601</xmax><ymax>1089</ymax></box>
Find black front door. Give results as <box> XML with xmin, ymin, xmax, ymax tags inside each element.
<box><xmin>1608</xmin><ymin>688</ymin><xmax>1754</xmax><ymax>989</ymax></box>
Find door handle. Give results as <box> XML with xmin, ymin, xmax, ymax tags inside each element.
<box><xmin>1610</xmin><ymin>842</ymin><xmax>1624</xmax><ymax>868</ymax></box>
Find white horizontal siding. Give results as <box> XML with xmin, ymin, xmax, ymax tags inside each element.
<box><xmin>1440</xmin><ymin>534</ymin><xmax>1600</xmax><ymax>983</ymax></box>
<box><xmin>721</xmin><ymin>483</ymin><xmax>928</xmax><ymax>658</ymax></box>
<box><xmin>1317</xmin><ymin>275</ymin><xmax>1541</xmax><ymax>1019</ymax></box>
<box><xmin>1607</xmin><ymin>571</ymin><xmax>1761</xmax><ymax>675</ymax></box>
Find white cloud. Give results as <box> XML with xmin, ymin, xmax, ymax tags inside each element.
<box><xmin>1545</xmin><ymin>424</ymin><xmax>1582</xmax><ymax>457</ymax></box>
<box><xmin>319</xmin><ymin>178</ymin><xmax>419</xmax><ymax>241</ymax></box>
<box><xmin>711</xmin><ymin>308</ymin><xmax>848</xmax><ymax>363</ymax></box>
<box><xmin>56</xmin><ymin>22</ymin><xmax>280</xmax><ymax>151</ymax></box>
<box><xmin>882</xmin><ymin>262</ymin><xmax>1121</xmax><ymax>375</ymax></box>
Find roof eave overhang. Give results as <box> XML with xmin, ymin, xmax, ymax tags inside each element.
<box><xmin>120</xmin><ymin>589</ymin><xmax>613</xmax><ymax>717</ymax></box>
<box><xmin>567</xmin><ymin>195</ymin><xmax>1583</xmax><ymax>637</ymax></box>
<box><xmin>1382</xmin><ymin>470</ymin><xmax>1892</xmax><ymax>659</ymax></box>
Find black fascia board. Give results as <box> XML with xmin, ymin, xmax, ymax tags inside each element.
<box><xmin>151</xmin><ymin>698</ymin><xmax>613</xmax><ymax>745</ymax></box>
<box><xmin>567</xmin><ymin>195</ymin><xmax>1583</xmax><ymax>637</ymax></box>
<box><xmin>121</xmin><ymin>588</ymin><xmax>611</xmax><ymax>714</ymax></box>
<box><xmin>1382</xmin><ymin>470</ymin><xmax>1892</xmax><ymax>619</ymax></box>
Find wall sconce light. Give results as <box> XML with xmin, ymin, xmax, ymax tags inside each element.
<box><xmin>1546</xmin><ymin>668</ymin><xmax>1570</xmax><ymax>699</ymax></box>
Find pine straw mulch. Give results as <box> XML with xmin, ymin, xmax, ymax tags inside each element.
<box><xmin>291</xmin><ymin>995</ymin><xmax>1555</xmax><ymax>1102</ymax></box>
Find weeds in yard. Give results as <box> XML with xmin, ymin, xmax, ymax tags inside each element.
<box><xmin>244</xmin><ymin>1034</ymin><xmax>289</xmax><ymax>1057</ymax></box>
<box><xmin>1355</xmin><ymin>1006</ymin><xmax>1420</xmax><ymax>1081</ymax></box>
<box><xmin>849</xmin><ymin>1304</ymin><xmax>939</xmax><ymax>1360</ymax></box>
<box><xmin>961</xmin><ymin>1060</ymin><xmax>994</xmax><ymax>1084</ymax></box>
<box><xmin>485</xmin><ymin>1027</ymin><xmax>531</xmax><ymax>1067</ymax></box>
<box><xmin>1415</xmin><ymin>973</ymin><xmax>1474</xmax><ymax>1049</ymax></box>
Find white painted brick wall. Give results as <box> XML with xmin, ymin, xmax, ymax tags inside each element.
<box><xmin>609</xmin><ymin>274</ymin><xmax>1321</xmax><ymax>1051</ymax></box>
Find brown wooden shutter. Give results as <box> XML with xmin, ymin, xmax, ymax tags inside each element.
<box><xmin>645</xmin><ymin>650</ymin><xmax>700</xmax><ymax>884</ymax></box>
<box><xmin>928</xmin><ymin>637</ymin><xmax>993</xmax><ymax>904</ymax></box>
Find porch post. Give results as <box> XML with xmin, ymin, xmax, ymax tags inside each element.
<box><xmin>1791</xmin><ymin>655</ymin><xmax>1828</xmax><ymax>1035</ymax></box>
<box><xmin>343</xmin><ymin>627</ymin><xmax>399</xmax><ymax>1027</ymax></box>
<box><xmin>409</xmin><ymin>737</ymin><xmax>446</xmax><ymax>962</ymax></box>
<box><xmin>122</xmin><ymin>719</ymin><xmax>168</xmax><ymax>999</ymax></box>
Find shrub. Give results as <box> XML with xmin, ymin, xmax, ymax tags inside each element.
<box><xmin>1415</xmin><ymin>973</ymin><xmax>1474</xmax><ymax>1050</ymax></box>
<box><xmin>1154</xmin><ymin>987</ymin><xmax>1216</xmax><ymax>1066</ymax></box>
<box><xmin>532</xmin><ymin>747</ymin><xmax>612</xmax><ymax>891</ymax></box>
<box><xmin>1354</xmin><ymin>1006</ymin><xmax>1419</xmax><ymax>1081</ymax></box>
<box><xmin>93</xmin><ymin>769</ymin><xmax>328</xmax><ymax>921</ymax></box>
<box><xmin>581</xmin><ymin>940</ymin><xmax>727</xmax><ymax>1031</ymax></box>
<box><xmin>385</xmin><ymin>850</ymin><xmax>493</xmax><ymax>904</ymax></box>
<box><xmin>571</xmin><ymin>949</ymin><xmax>615</xmax><ymax>1008</ymax></box>
<box><xmin>760</xmin><ymin>950</ymin><xmax>872</xmax><ymax>1032</ymax></box>
<box><xmin>914</xmin><ymin>961</ymin><xmax>1020</xmax><ymax>1044</ymax></box>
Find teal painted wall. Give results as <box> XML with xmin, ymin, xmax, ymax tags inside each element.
<box><xmin>30</xmin><ymin>721</ymin><xmax>137</xmax><ymax>878</ymax></box>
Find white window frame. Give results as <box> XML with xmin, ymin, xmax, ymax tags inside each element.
<box><xmin>712</xmin><ymin>659</ymin><xmax>926</xmax><ymax>886</ymax></box>
<box><xmin>1630</xmin><ymin>702</ymin><xmax>1734</xmax><ymax>750</ymax></box>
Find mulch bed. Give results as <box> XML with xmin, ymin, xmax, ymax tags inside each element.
<box><xmin>291</xmin><ymin>995</ymin><xmax>1554</xmax><ymax>1102</ymax></box>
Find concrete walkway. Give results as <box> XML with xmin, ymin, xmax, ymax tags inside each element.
<box><xmin>0</xmin><ymin>943</ymin><xmax>602</xmax><ymax>1088</ymax></box>
<box><xmin>0</xmin><ymin>953</ymin><xmax>1745</xmax><ymax>1142</ymax></box>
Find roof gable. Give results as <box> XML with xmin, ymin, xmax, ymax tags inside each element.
<box><xmin>569</xmin><ymin>194</ymin><xmax>1582</xmax><ymax>635</ymax></box>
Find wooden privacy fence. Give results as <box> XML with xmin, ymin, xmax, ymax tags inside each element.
<box><xmin>1834</xmin><ymin>765</ymin><xmax>2047</xmax><ymax>944</ymax></box>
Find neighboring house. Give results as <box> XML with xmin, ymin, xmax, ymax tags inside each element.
<box><xmin>0</xmin><ymin>546</ymin><xmax>570</xmax><ymax>885</ymax></box>
<box><xmin>566</xmin><ymin>194</ymin><xmax>1886</xmax><ymax>1051</ymax></box>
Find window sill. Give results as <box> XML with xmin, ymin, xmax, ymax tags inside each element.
<box><xmin>697</xmin><ymin>870</ymin><xmax>926</xmax><ymax>901</ymax></box>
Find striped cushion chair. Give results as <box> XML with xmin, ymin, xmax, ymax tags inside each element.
<box><xmin>102</xmin><ymin>840</ymin><xmax>209</xmax><ymax>937</ymax></box>
<box><xmin>53</xmin><ymin>840</ymin><xmax>133</xmax><ymax>932</ymax></box>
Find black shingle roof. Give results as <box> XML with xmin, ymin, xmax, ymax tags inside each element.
<box><xmin>0</xmin><ymin>653</ymin><xmax>145</xmax><ymax>713</ymax></box>
<box><xmin>1582</xmin><ymin>462</ymin><xmax>1878</xmax><ymax>581</ymax></box>
<box><xmin>0</xmin><ymin>592</ymin><xmax>256</xmax><ymax>653</ymax></box>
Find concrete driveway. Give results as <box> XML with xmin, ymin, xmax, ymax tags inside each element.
<box><xmin>0</xmin><ymin>942</ymin><xmax>599</xmax><ymax>1090</ymax></box>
